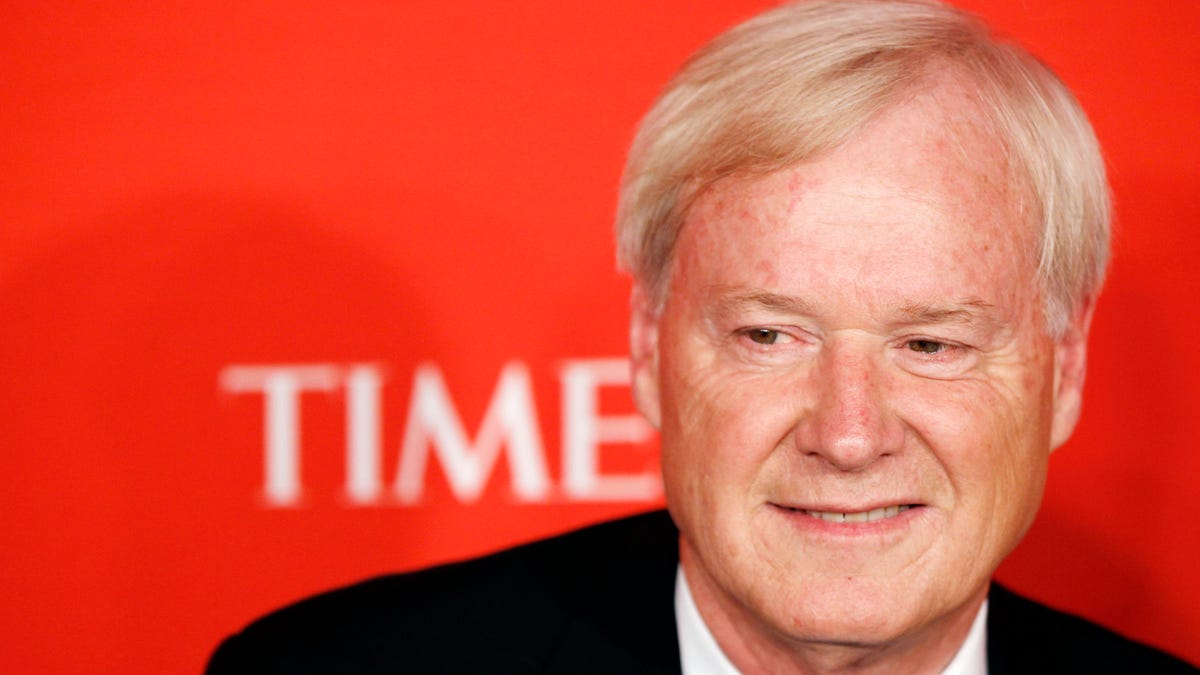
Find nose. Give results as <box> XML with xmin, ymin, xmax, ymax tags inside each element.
<box><xmin>792</xmin><ymin>340</ymin><xmax>904</xmax><ymax>471</ymax></box>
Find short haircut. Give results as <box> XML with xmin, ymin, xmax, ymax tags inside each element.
<box><xmin>615</xmin><ymin>0</ymin><xmax>1109</xmax><ymax>335</ymax></box>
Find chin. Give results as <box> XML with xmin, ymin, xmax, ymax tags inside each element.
<box><xmin>734</xmin><ymin>565</ymin><xmax>974</xmax><ymax>650</ymax></box>
<box><xmin>766</xmin><ymin>583</ymin><xmax>927</xmax><ymax>646</ymax></box>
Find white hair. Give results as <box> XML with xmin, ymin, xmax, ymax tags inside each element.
<box><xmin>616</xmin><ymin>0</ymin><xmax>1109</xmax><ymax>335</ymax></box>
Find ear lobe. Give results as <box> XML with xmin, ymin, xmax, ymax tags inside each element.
<box><xmin>629</xmin><ymin>284</ymin><xmax>663</xmax><ymax>429</ymax></box>
<box><xmin>1049</xmin><ymin>298</ymin><xmax>1096</xmax><ymax>450</ymax></box>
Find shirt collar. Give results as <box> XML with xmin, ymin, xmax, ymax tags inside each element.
<box><xmin>674</xmin><ymin>565</ymin><xmax>989</xmax><ymax>675</ymax></box>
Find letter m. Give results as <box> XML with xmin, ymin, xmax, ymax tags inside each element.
<box><xmin>395</xmin><ymin>361</ymin><xmax>549</xmax><ymax>504</ymax></box>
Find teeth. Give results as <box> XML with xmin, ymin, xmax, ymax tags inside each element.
<box><xmin>804</xmin><ymin>505</ymin><xmax>910</xmax><ymax>523</ymax></box>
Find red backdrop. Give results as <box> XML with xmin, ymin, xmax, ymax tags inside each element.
<box><xmin>1</xmin><ymin>2</ymin><xmax>1197</xmax><ymax>672</ymax></box>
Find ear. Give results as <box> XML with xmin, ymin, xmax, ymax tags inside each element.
<box><xmin>1049</xmin><ymin>297</ymin><xmax>1097</xmax><ymax>451</ymax></box>
<box><xmin>629</xmin><ymin>284</ymin><xmax>663</xmax><ymax>429</ymax></box>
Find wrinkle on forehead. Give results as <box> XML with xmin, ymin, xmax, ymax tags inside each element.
<box><xmin>666</xmin><ymin>74</ymin><xmax>1045</xmax><ymax>340</ymax></box>
<box><xmin>687</xmin><ymin>67</ymin><xmax>1026</xmax><ymax>228</ymax></box>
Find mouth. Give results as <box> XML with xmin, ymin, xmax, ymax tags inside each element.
<box><xmin>775</xmin><ymin>503</ymin><xmax>919</xmax><ymax>524</ymax></box>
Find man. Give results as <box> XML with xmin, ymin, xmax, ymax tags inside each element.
<box><xmin>208</xmin><ymin>1</ymin><xmax>1195</xmax><ymax>672</ymax></box>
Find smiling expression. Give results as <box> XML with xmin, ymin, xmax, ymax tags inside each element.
<box><xmin>630</xmin><ymin>77</ymin><xmax>1090</xmax><ymax>665</ymax></box>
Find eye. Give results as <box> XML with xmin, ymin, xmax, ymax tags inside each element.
<box><xmin>896</xmin><ymin>336</ymin><xmax>978</xmax><ymax>378</ymax></box>
<box><xmin>907</xmin><ymin>339</ymin><xmax>945</xmax><ymax>354</ymax></box>
<box><xmin>746</xmin><ymin>328</ymin><xmax>783</xmax><ymax>345</ymax></box>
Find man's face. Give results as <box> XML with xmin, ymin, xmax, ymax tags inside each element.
<box><xmin>631</xmin><ymin>80</ymin><xmax>1089</xmax><ymax>652</ymax></box>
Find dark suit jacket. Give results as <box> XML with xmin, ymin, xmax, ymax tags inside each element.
<box><xmin>207</xmin><ymin>510</ymin><xmax>1195</xmax><ymax>674</ymax></box>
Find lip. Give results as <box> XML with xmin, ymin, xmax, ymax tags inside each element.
<box><xmin>768</xmin><ymin>501</ymin><xmax>926</xmax><ymax>537</ymax></box>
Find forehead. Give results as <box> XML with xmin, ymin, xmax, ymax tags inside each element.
<box><xmin>672</xmin><ymin>78</ymin><xmax>1040</xmax><ymax>320</ymax></box>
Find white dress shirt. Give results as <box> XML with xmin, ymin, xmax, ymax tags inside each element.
<box><xmin>675</xmin><ymin>566</ymin><xmax>989</xmax><ymax>675</ymax></box>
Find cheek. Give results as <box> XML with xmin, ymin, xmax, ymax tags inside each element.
<box><xmin>901</xmin><ymin>370</ymin><xmax>1053</xmax><ymax>535</ymax></box>
<box><xmin>657</xmin><ymin>338</ymin><xmax>794</xmax><ymax>504</ymax></box>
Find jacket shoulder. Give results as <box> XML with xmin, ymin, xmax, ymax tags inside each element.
<box><xmin>206</xmin><ymin>510</ymin><xmax>680</xmax><ymax>674</ymax></box>
<box><xmin>987</xmin><ymin>583</ymin><xmax>1196</xmax><ymax>674</ymax></box>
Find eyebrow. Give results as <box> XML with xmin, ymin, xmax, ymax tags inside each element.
<box><xmin>707</xmin><ymin>288</ymin><xmax>819</xmax><ymax>318</ymax></box>
<box><xmin>894</xmin><ymin>298</ymin><xmax>998</xmax><ymax>328</ymax></box>
<box><xmin>706</xmin><ymin>286</ymin><xmax>1000</xmax><ymax>328</ymax></box>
